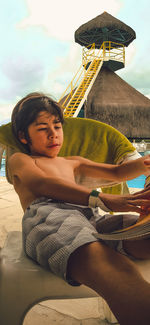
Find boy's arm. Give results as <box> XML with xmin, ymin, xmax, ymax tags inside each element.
<box><xmin>73</xmin><ymin>155</ymin><xmax>150</xmax><ymax>182</ymax></box>
<box><xmin>9</xmin><ymin>153</ymin><xmax>150</xmax><ymax>213</ymax></box>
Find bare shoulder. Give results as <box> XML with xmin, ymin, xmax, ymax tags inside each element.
<box><xmin>9</xmin><ymin>152</ymin><xmax>31</xmax><ymax>163</ymax></box>
<box><xmin>9</xmin><ymin>152</ymin><xmax>33</xmax><ymax>170</ymax></box>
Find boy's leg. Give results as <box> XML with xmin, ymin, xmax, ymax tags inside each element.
<box><xmin>67</xmin><ymin>241</ymin><xmax>150</xmax><ymax>325</ymax></box>
<box><xmin>123</xmin><ymin>238</ymin><xmax>150</xmax><ymax>259</ymax></box>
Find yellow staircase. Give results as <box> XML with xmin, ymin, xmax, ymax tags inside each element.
<box><xmin>59</xmin><ymin>41</ymin><xmax>125</xmax><ymax>117</ymax></box>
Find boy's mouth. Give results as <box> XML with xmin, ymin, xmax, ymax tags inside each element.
<box><xmin>47</xmin><ymin>144</ymin><xmax>59</xmax><ymax>148</ymax></box>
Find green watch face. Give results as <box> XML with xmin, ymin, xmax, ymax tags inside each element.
<box><xmin>90</xmin><ymin>190</ymin><xmax>100</xmax><ymax>197</ymax></box>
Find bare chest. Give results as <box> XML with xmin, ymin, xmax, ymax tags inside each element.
<box><xmin>34</xmin><ymin>157</ymin><xmax>76</xmax><ymax>180</ymax></box>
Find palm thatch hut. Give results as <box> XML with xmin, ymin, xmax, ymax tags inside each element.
<box><xmin>75</xmin><ymin>11</ymin><xmax>136</xmax><ymax>48</ymax></box>
<box><xmin>60</xmin><ymin>12</ymin><xmax>149</xmax><ymax>140</ymax></box>
<box><xmin>74</xmin><ymin>12</ymin><xmax>150</xmax><ymax>139</ymax></box>
<box><xmin>85</xmin><ymin>66</ymin><xmax>150</xmax><ymax>140</ymax></box>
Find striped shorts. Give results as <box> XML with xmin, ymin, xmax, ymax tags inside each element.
<box><xmin>22</xmin><ymin>197</ymin><xmax>138</xmax><ymax>286</ymax></box>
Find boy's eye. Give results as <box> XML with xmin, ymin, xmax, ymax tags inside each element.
<box><xmin>38</xmin><ymin>128</ymin><xmax>47</xmax><ymax>131</ymax></box>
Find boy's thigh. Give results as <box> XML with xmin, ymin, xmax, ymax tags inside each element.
<box><xmin>67</xmin><ymin>240</ymin><xmax>137</xmax><ymax>287</ymax></box>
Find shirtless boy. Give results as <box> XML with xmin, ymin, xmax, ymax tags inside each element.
<box><xmin>9</xmin><ymin>92</ymin><xmax>150</xmax><ymax>325</ymax></box>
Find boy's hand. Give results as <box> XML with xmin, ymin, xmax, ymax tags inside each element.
<box><xmin>99</xmin><ymin>190</ymin><xmax>150</xmax><ymax>214</ymax></box>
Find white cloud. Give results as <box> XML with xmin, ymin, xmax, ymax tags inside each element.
<box><xmin>54</xmin><ymin>43</ymin><xmax>81</xmax><ymax>76</ymax></box>
<box><xmin>0</xmin><ymin>103</ymin><xmax>14</xmax><ymax>123</ymax></box>
<box><xmin>46</xmin><ymin>43</ymin><xmax>82</xmax><ymax>98</ymax></box>
<box><xmin>0</xmin><ymin>56</ymin><xmax>46</xmax><ymax>100</ymax></box>
<box><xmin>18</xmin><ymin>0</ymin><xmax>122</xmax><ymax>41</ymax></box>
<box><xmin>146</xmin><ymin>94</ymin><xmax>150</xmax><ymax>99</ymax></box>
<box><xmin>125</xmin><ymin>43</ymin><xmax>136</xmax><ymax>67</ymax></box>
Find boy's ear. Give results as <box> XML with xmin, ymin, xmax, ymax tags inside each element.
<box><xmin>18</xmin><ymin>131</ymin><xmax>28</xmax><ymax>144</ymax></box>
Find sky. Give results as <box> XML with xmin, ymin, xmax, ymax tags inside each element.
<box><xmin>0</xmin><ymin>0</ymin><xmax>150</xmax><ymax>124</ymax></box>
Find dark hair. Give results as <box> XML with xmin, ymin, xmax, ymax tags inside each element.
<box><xmin>11</xmin><ymin>92</ymin><xmax>64</xmax><ymax>152</ymax></box>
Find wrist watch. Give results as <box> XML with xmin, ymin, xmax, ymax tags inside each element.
<box><xmin>88</xmin><ymin>190</ymin><xmax>111</xmax><ymax>212</ymax></box>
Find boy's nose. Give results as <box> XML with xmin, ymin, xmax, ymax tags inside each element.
<box><xmin>48</xmin><ymin>128</ymin><xmax>57</xmax><ymax>138</ymax></box>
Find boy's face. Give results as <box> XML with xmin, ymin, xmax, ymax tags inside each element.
<box><xmin>20</xmin><ymin>111</ymin><xmax>63</xmax><ymax>158</ymax></box>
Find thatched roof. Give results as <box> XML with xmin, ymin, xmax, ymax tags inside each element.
<box><xmin>75</xmin><ymin>11</ymin><xmax>136</xmax><ymax>48</ymax></box>
<box><xmin>85</xmin><ymin>67</ymin><xmax>150</xmax><ymax>139</ymax></box>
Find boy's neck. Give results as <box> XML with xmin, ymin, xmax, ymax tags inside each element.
<box><xmin>31</xmin><ymin>154</ymin><xmax>59</xmax><ymax>159</ymax></box>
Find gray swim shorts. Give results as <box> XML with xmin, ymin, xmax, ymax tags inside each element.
<box><xmin>22</xmin><ymin>198</ymin><xmax>138</xmax><ymax>286</ymax></box>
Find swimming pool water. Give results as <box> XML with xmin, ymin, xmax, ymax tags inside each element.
<box><xmin>0</xmin><ymin>158</ymin><xmax>5</xmax><ymax>176</ymax></box>
<box><xmin>127</xmin><ymin>174</ymin><xmax>146</xmax><ymax>189</ymax></box>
